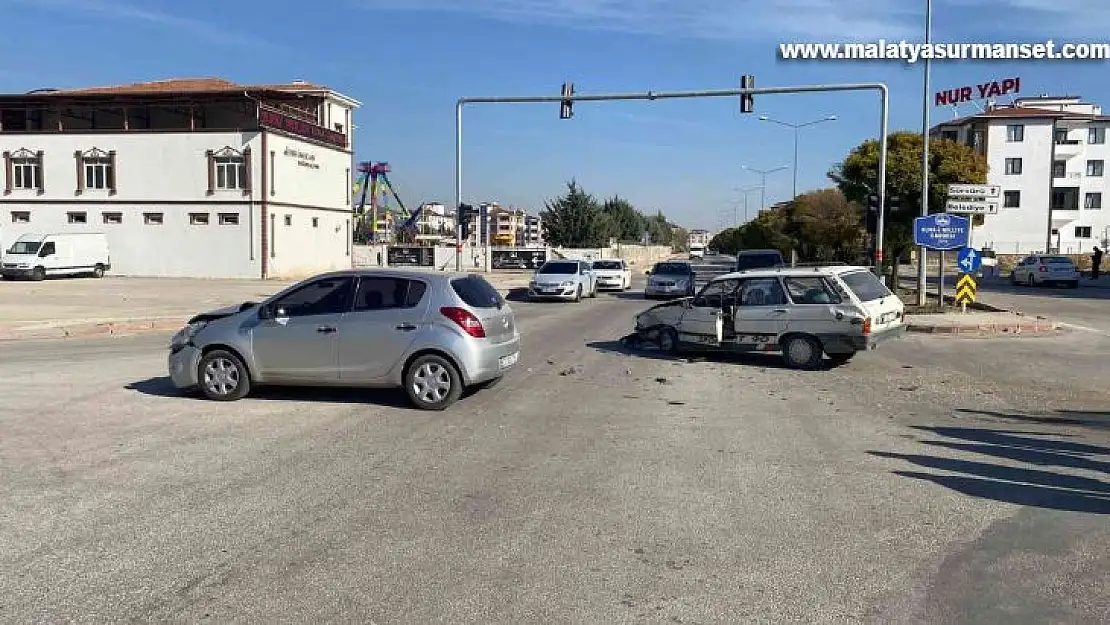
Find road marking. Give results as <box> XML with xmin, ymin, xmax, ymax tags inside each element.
<box><xmin>1057</xmin><ymin>322</ymin><xmax>1110</xmax><ymax>336</ymax></box>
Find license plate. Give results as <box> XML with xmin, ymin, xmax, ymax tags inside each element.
<box><xmin>498</xmin><ymin>352</ymin><xmax>519</xmax><ymax>369</ymax></box>
<box><xmin>879</xmin><ymin>311</ymin><xmax>898</xmax><ymax>323</ymax></box>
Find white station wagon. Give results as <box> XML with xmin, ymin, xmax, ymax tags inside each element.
<box><xmin>631</xmin><ymin>265</ymin><xmax>906</xmax><ymax>369</ymax></box>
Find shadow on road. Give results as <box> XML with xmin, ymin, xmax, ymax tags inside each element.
<box><xmin>585</xmin><ymin>339</ymin><xmax>789</xmax><ymax>369</ymax></box>
<box><xmin>125</xmin><ymin>376</ymin><xmax>415</xmax><ymax>408</ymax></box>
<box><xmin>956</xmin><ymin>407</ymin><xmax>1110</xmax><ymax>429</ymax></box>
<box><xmin>874</xmin><ymin>424</ymin><xmax>1110</xmax><ymax>514</ymax></box>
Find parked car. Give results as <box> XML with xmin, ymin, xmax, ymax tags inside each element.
<box><xmin>167</xmin><ymin>270</ymin><xmax>520</xmax><ymax>410</ymax></box>
<box><xmin>735</xmin><ymin>249</ymin><xmax>785</xmax><ymax>272</ymax></box>
<box><xmin>644</xmin><ymin>261</ymin><xmax>696</xmax><ymax>299</ymax></box>
<box><xmin>1009</xmin><ymin>254</ymin><xmax>1080</xmax><ymax>288</ymax></box>
<box><xmin>1</xmin><ymin>232</ymin><xmax>110</xmax><ymax>280</ymax></box>
<box><xmin>527</xmin><ymin>260</ymin><xmax>597</xmax><ymax>301</ymax></box>
<box><xmin>631</xmin><ymin>265</ymin><xmax>905</xmax><ymax>369</ymax></box>
<box><xmin>591</xmin><ymin>259</ymin><xmax>632</xmax><ymax>291</ymax></box>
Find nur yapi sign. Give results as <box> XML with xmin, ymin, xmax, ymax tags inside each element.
<box><xmin>258</xmin><ymin>107</ymin><xmax>347</xmax><ymax>148</ymax></box>
<box><xmin>935</xmin><ymin>77</ymin><xmax>1020</xmax><ymax>106</ymax></box>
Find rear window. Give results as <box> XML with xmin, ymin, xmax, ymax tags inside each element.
<box><xmin>450</xmin><ymin>275</ymin><xmax>504</xmax><ymax>309</ymax></box>
<box><xmin>839</xmin><ymin>270</ymin><xmax>892</xmax><ymax>302</ymax></box>
<box><xmin>736</xmin><ymin>253</ymin><xmax>783</xmax><ymax>271</ymax></box>
<box><xmin>593</xmin><ymin>261</ymin><xmax>623</xmax><ymax>270</ymax></box>
<box><xmin>1042</xmin><ymin>256</ymin><xmax>1073</xmax><ymax>264</ymax></box>
<box><xmin>538</xmin><ymin>262</ymin><xmax>578</xmax><ymax>274</ymax></box>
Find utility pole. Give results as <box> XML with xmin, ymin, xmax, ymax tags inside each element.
<box><xmin>917</xmin><ymin>0</ymin><xmax>933</xmax><ymax>304</ymax></box>
<box><xmin>742</xmin><ymin>165</ymin><xmax>788</xmax><ymax>214</ymax></box>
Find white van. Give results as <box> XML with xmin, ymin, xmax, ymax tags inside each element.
<box><xmin>689</xmin><ymin>245</ymin><xmax>706</xmax><ymax>259</ymax></box>
<box><xmin>1</xmin><ymin>233</ymin><xmax>111</xmax><ymax>280</ymax></box>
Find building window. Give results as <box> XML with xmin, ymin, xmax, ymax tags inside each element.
<box><xmin>205</xmin><ymin>147</ymin><xmax>251</xmax><ymax>195</ymax></box>
<box><xmin>1006</xmin><ymin>124</ymin><xmax>1024</xmax><ymax>142</ymax></box>
<box><xmin>102</xmin><ymin>212</ymin><xmax>122</xmax><ymax>224</ymax></box>
<box><xmin>284</xmin><ymin>214</ymin><xmax>292</xmax><ymax>226</ymax></box>
<box><xmin>1052</xmin><ymin>160</ymin><xmax>1066</xmax><ymax>177</ymax></box>
<box><xmin>1003</xmin><ymin>190</ymin><xmax>1020</xmax><ymax>208</ymax></box>
<box><xmin>67</xmin><ymin>211</ymin><xmax>87</xmax><ymax>224</ymax></box>
<box><xmin>4</xmin><ymin>148</ymin><xmax>45</xmax><ymax>194</ymax></box>
<box><xmin>144</xmin><ymin>212</ymin><xmax>163</xmax><ymax>225</ymax></box>
<box><xmin>1054</xmin><ymin>128</ymin><xmax>1071</xmax><ymax>144</ymax></box>
<box><xmin>76</xmin><ymin>148</ymin><xmax>116</xmax><ymax>193</ymax></box>
<box><xmin>218</xmin><ymin>213</ymin><xmax>239</xmax><ymax>225</ymax></box>
<box><xmin>189</xmin><ymin>212</ymin><xmax>209</xmax><ymax>225</ymax></box>
<box><xmin>1087</xmin><ymin>160</ymin><xmax>1104</xmax><ymax>177</ymax></box>
<box><xmin>11</xmin><ymin>211</ymin><xmax>29</xmax><ymax>223</ymax></box>
<box><xmin>312</xmin><ymin>217</ymin><xmax>319</xmax><ymax>228</ymax></box>
<box><xmin>940</xmin><ymin>130</ymin><xmax>958</xmax><ymax>142</ymax></box>
<box><xmin>1076</xmin><ymin>226</ymin><xmax>1093</xmax><ymax>238</ymax></box>
<box><xmin>1052</xmin><ymin>189</ymin><xmax>1080</xmax><ymax>210</ymax></box>
<box><xmin>1086</xmin><ymin>192</ymin><xmax>1102</xmax><ymax>209</ymax></box>
<box><xmin>1090</xmin><ymin>127</ymin><xmax>1106</xmax><ymax>144</ymax></box>
<box><xmin>1004</xmin><ymin>158</ymin><xmax>1022</xmax><ymax>175</ymax></box>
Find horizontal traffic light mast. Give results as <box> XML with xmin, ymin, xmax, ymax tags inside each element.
<box><xmin>452</xmin><ymin>81</ymin><xmax>892</xmax><ymax>275</ymax></box>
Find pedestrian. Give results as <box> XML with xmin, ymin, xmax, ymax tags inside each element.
<box><xmin>377</xmin><ymin>251</ymin><xmax>383</xmax><ymax>266</ymax></box>
<box><xmin>1092</xmin><ymin>246</ymin><xmax>1103</xmax><ymax>280</ymax></box>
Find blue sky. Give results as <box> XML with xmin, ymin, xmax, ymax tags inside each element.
<box><xmin>1</xmin><ymin>0</ymin><xmax>1108</xmax><ymax>230</ymax></box>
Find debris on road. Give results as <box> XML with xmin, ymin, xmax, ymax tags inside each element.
<box><xmin>559</xmin><ymin>366</ymin><xmax>581</xmax><ymax>376</ymax></box>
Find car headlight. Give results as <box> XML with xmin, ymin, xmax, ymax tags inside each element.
<box><xmin>561</xmin><ymin>281</ymin><xmax>574</xmax><ymax>287</ymax></box>
<box><xmin>170</xmin><ymin>320</ymin><xmax>208</xmax><ymax>348</ymax></box>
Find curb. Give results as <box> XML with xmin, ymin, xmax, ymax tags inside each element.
<box><xmin>0</xmin><ymin>284</ymin><xmax>531</xmax><ymax>342</ymax></box>
<box><xmin>905</xmin><ymin>321</ymin><xmax>1060</xmax><ymax>335</ymax></box>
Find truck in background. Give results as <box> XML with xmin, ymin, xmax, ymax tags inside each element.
<box><xmin>1</xmin><ymin>232</ymin><xmax>111</xmax><ymax>280</ymax></box>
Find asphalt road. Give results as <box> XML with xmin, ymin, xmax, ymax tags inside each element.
<box><xmin>4</xmin><ymin>273</ymin><xmax>1110</xmax><ymax>623</ymax></box>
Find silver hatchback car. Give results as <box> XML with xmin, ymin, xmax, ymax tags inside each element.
<box><xmin>167</xmin><ymin>269</ymin><xmax>521</xmax><ymax>410</ymax></box>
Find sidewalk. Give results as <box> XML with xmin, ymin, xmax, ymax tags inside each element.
<box><xmin>0</xmin><ymin>272</ymin><xmax>533</xmax><ymax>341</ymax></box>
<box><xmin>904</xmin><ymin>311</ymin><xmax>1058</xmax><ymax>336</ymax></box>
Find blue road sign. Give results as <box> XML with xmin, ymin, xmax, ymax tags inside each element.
<box><xmin>913</xmin><ymin>213</ymin><xmax>971</xmax><ymax>251</ymax></box>
<box><xmin>957</xmin><ymin>247</ymin><xmax>982</xmax><ymax>273</ymax></box>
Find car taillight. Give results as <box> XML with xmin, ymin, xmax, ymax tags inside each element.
<box><xmin>440</xmin><ymin>307</ymin><xmax>485</xmax><ymax>338</ymax></box>
<box><xmin>1039</xmin><ymin>265</ymin><xmax>1047</xmax><ymax>272</ymax></box>
<box><xmin>862</xmin><ymin>317</ymin><xmax>872</xmax><ymax>335</ymax></box>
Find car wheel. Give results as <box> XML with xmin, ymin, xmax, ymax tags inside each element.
<box><xmin>198</xmin><ymin>349</ymin><xmax>251</xmax><ymax>401</ymax></box>
<box><xmin>1026</xmin><ymin>273</ymin><xmax>1036</xmax><ymax>287</ymax></box>
<box><xmin>657</xmin><ymin>327</ymin><xmax>679</xmax><ymax>354</ymax></box>
<box><xmin>405</xmin><ymin>354</ymin><xmax>463</xmax><ymax>411</ymax></box>
<box><xmin>92</xmin><ymin>264</ymin><xmax>105</xmax><ymax>278</ymax></box>
<box><xmin>32</xmin><ymin>266</ymin><xmax>46</xmax><ymax>281</ymax></box>
<box><xmin>1009</xmin><ymin>271</ymin><xmax>1019</xmax><ymax>285</ymax></box>
<box><xmin>781</xmin><ymin>334</ymin><xmax>824</xmax><ymax>370</ymax></box>
<box><xmin>590</xmin><ymin>283</ymin><xmax>598</xmax><ymax>298</ymax></box>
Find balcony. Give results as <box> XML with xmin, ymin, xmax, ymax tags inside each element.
<box><xmin>1051</xmin><ymin>187</ymin><xmax>1080</xmax><ymax>213</ymax></box>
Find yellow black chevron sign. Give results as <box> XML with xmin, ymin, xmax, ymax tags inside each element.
<box><xmin>956</xmin><ymin>273</ymin><xmax>977</xmax><ymax>304</ymax></box>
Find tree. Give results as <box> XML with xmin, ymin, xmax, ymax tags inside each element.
<box><xmin>540</xmin><ymin>180</ymin><xmax>607</xmax><ymax>247</ymax></box>
<box><xmin>828</xmin><ymin>131</ymin><xmax>987</xmax><ymax>281</ymax></box>
<box><xmin>785</xmin><ymin>189</ymin><xmax>864</xmax><ymax>262</ymax></box>
<box><xmin>600</xmin><ymin>196</ymin><xmax>646</xmax><ymax>242</ymax></box>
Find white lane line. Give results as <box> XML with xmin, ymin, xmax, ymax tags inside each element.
<box><xmin>1058</xmin><ymin>321</ymin><xmax>1110</xmax><ymax>335</ymax></box>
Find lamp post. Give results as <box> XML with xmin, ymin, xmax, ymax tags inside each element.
<box><xmin>741</xmin><ymin>165</ymin><xmax>788</xmax><ymax>214</ymax></box>
<box><xmin>733</xmin><ymin>185</ymin><xmax>763</xmax><ymax>223</ymax></box>
<box><xmin>758</xmin><ymin>115</ymin><xmax>837</xmax><ymax>199</ymax></box>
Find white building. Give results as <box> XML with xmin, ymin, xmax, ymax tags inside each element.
<box><xmin>416</xmin><ymin>202</ymin><xmax>454</xmax><ymax>240</ymax></box>
<box><xmin>0</xmin><ymin>77</ymin><xmax>360</xmax><ymax>278</ymax></box>
<box><xmin>931</xmin><ymin>96</ymin><xmax>1110</xmax><ymax>254</ymax></box>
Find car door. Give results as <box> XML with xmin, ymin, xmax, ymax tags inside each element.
<box><xmin>678</xmin><ymin>279</ymin><xmax>738</xmax><ymax>346</ymax></box>
<box><xmin>37</xmin><ymin>241</ymin><xmax>58</xmax><ymax>273</ymax></box>
<box><xmin>338</xmin><ymin>276</ymin><xmax>429</xmax><ymax>383</ymax></box>
<box><xmin>780</xmin><ymin>275</ymin><xmax>844</xmax><ymax>334</ymax></box>
<box><xmin>579</xmin><ymin>261</ymin><xmax>594</xmax><ymax>292</ymax></box>
<box><xmin>731</xmin><ymin>277</ymin><xmax>791</xmax><ymax>349</ymax></box>
<box><xmin>250</xmin><ymin>275</ymin><xmax>354</xmax><ymax>384</ymax></box>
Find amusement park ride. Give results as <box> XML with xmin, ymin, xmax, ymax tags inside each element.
<box><xmin>353</xmin><ymin>161</ymin><xmax>436</xmax><ymax>245</ymax></box>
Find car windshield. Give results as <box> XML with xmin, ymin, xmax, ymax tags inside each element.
<box><xmin>1042</xmin><ymin>256</ymin><xmax>1073</xmax><ymax>264</ymax></box>
<box><xmin>736</xmin><ymin>253</ymin><xmax>782</xmax><ymax>270</ymax></box>
<box><xmin>653</xmin><ymin>263</ymin><xmax>689</xmax><ymax>275</ymax></box>
<box><xmin>592</xmin><ymin>261</ymin><xmax>622</xmax><ymax>270</ymax></box>
<box><xmin>7</xmin><ymin>241</ymin><xmax>40</xmax><ymax>254</ymax></box>
<box><xmin>538</xmin><ymin>262</ymin><xmax>578</xmax><ymax>275</ymax></box>
<box><xmin>839</xmin><ymin>270</ymin><xmax>892</xmax><ymax>302</ymax></box>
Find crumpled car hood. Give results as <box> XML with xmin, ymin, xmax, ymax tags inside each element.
<box><xmin>635</xmin><ymin>297</ymin><xmax>691</xmax><ymax>328</ymax></box>
<box><xmin>187</xmin><ymin>302</ymin><xmax>258</xmax><ymax>324</ymax></box>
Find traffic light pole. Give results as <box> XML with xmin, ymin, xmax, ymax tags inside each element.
<box><xmin>454</xmin><ymin>82</ymin><xmax>891</xmax><ymax>275</ymax></box>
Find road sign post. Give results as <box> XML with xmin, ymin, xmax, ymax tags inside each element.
<box><xmin>956</xmin><ymin>273</ymin><xmax>977</xmax><ymax>312</ymax></box>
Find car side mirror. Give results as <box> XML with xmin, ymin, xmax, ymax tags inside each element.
<box><xmin>257</xmin><ymin>304</ymin><xmax>273</xmax><ymax>320</ymax></box>
<box><xmin>645</xmin><ymin>270</ymin><xmax>652</xmax><ymax>275</ymax></box>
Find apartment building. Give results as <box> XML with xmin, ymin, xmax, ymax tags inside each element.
<box><xmin>517</xmin><ymin>214</ymin><xmax>542</xmax><ymax>246</ymax></box>
<box><xmin>415</xmin><ymin>202</ymin><xmax>455</xmax><ymax>240</ymax></box>
<box><xmin>931</xmin><ymin>96</ymin><xmax>1110</xmax><ymax>254</ymax></box>
<box><xmin>0</xmin><ymin>77</ymin><xmax>359</xmax><ymax>278</ymax></box>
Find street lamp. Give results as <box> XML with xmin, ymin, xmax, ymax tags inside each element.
<box><xmin>758</xmin><ymin>115</ymin><xmax>837</xmax><ymax>199</ymax></box>
<box><xmin>733</xmin><ymin>185</ymin><xmax>763</xmax><ymax>223</ymax></box>
<box><xmin>741</xmin><ymin>165</ymin><xmax>789</xmax><ymax>214</ymax></box>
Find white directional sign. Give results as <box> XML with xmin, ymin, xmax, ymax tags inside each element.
<box><xmin>945</xmin><ymin>199</ymin><xmax>998</xmax><ymax>214</ymax></box>
<box><xmin>947</xmin><ymin>183</ymin><xmax>1001</xmax><ymax>199</ymax></box>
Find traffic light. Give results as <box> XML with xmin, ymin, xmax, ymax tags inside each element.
<box><xmin>560</xmin><ymin>82</ymin><xmax>575</xmax><ymax>119</ymax></box>
<box><xmin>456</xmin><ymin>203</ymin><xmax>480</xmax><ymax>237</ymax></box>
<box><xmin>864</xmin><ymin>194</ymin><xmax>879</xmax><ymax>234</ymax></box>
<box><xmin>740</xmin><ymin>75</ymin><xmax>755</xmax><ymax>114</ymax></box>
